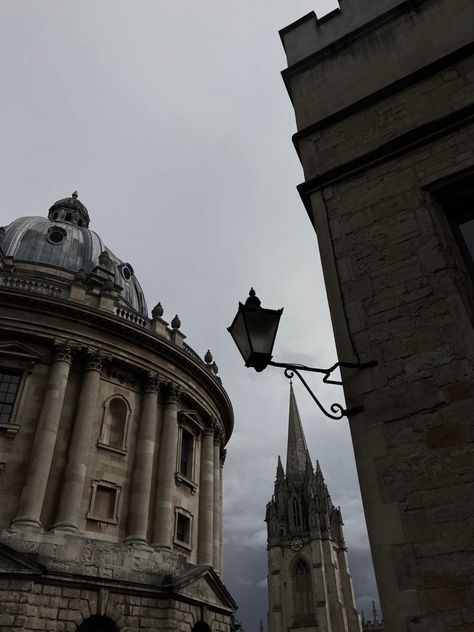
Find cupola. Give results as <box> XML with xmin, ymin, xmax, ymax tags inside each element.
<box><xmin>47</xmin><ymin>191</ymin><xmax>90</xmax><ymax>228</ymax></box>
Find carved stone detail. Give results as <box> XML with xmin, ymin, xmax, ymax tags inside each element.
<box><xmin>54</xmin><ymin>339</ymin><xmax>73</xmax><ymax>364</ymax></box>
<box><xmin>144</xmin><ymin>371</ymin><xmax>160</xmax><ymax>394</ymax></box>
<box><xmin>85</xmin><ymin>348</ymin><xmax>103</xmax><ymax>372</ymax></box>
<box><xmin>164</xmin><ymin>380</ymin><xmax>182</xmax><ymax>404</ymax></box>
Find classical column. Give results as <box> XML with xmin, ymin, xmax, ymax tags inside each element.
<box><xmin>53</xmin><ymin>348</ymin><xmax>102</xmax><ymax>532</ymax></box>
<box><xmin>152</xmin><ymin>381</ymin><xmax>181</xmax><ymax>549</ymax></box>
<box><xmin>212</xmin><ymin>429</ymin><xmax>222</xmax><ymax>571</ymax></box>
<box><xmin>125</xmin><ymin>372</ymin><xmax>160</xmax><ymax>546</ymax></box>
<box><xmin>12</xmin><ymin>340</ymin><xmax>73</xmax><ymax>528</ymax></box>
<box><xmin>197</xmin><ymin>420</ymin><xmax>215</xmax><ymax>565</ymax></box>
<box><xmin>219</xmin><ymin>448</ymin><xmax>227</xmax><ymax>576</ymax></box>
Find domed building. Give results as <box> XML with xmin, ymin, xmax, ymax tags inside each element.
<box><xmin>0</xmin><ymin>194</ymin><xmax>237</xmax><ymax>632</ymax></box>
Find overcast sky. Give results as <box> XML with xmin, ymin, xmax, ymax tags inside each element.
<box><xmin>0</xmin><ymin>1</ymin><xmax>379</xmax><ymax>629</ymax></box>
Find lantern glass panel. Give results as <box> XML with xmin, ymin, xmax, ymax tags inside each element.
<box><xmin>228</xmin><ymin>309</ymin><xmax>252</xmax><ymax>363</ymax></box>
<box><xmin>245</xmin><ymin>309</ymin><xmax>280</xmax><ymax>357</ymax></box>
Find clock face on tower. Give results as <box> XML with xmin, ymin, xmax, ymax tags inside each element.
<box><xmin>290</xmin><ymin>535</ymin><xmax>303</xmax><ymax>552</ymax></box>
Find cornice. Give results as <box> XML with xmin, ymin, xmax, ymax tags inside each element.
<box><xmin>0</xmin><ymin>285</ymin><xmax>234</xmax><ymax>442</ymax></box>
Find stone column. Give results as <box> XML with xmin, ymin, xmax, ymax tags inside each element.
<box><xmin>219</xmin><ymin>448</ymin><xmax>227</xmax><ymax>576</ymax></box>
<box><xmin>12</xmin><ymin>341</ymin><xmax>73</xmax><ymax>528</ymax></box>
<box><xmin>212</xmin><ymin>430</ymin><xmax>222</xmax><ymax>571</ymax></box>
<box><xmin>152</xmin><ymin>381</ymin><xmax>181</xmax><ymax>549</ymax></box>
<box><xmin>53</xmin><ymin>348</ymin><xmax>102</xmax><ymax>532</ymax></box>
<box><xmin>197</xmin><ymin>420</ymin><xmax>215</xmax><ymax>565</ymax></box>
<box><xmin>125</xmin><ymin>372</ymin><xmax>160</xmax><ymax>546</ymax></box>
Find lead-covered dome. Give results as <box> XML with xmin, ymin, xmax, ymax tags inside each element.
<box><xmin>1</xmin><ymin>194</ymin><xmax>147</xmax><ymax>316</ymax></box>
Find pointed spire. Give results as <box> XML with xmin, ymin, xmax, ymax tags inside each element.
<box><xmin>286</xmin><ymin>383</ymin><xmax>311</xmax><ymax>479</ymax></box>
<box><xmin>277</xmin><ymin>455</ymin><xmax>285</xmax><ymax>480</ymax></box>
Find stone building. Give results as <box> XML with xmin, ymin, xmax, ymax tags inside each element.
<box><xmin>265</xmin><ymin>385</ymin><xmax>361</xmax><ymax>632</ymax></box>
<box><xmin>279</xmin><ymin>1</ymin><xmax>474</xmax><ymax>631</ymax></box>
<box><xmin>0</xmin><ymin>193</ymin><xmax>237</xmax><ymax>631</ymax></box>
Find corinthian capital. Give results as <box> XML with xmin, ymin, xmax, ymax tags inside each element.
<box><xmin>144</xmin><ymin>371</ymin><xmax>160</xmax><ymax>394</ymax></box>
<box><xmin>164</xmin><ymin>380</ymin><xmax>182</xmax><ymax>404</ymax></box>
<box><xmin>85</xmin><ymin>347</ymin><xmax>103</xmax><ymax>371</ymax></box>
<box><xmin>54</xmin><ymin>339</ymin><xmax>73</xmax><ymax>364</ymax></box>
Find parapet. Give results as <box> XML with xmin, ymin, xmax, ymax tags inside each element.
<box><xmin>280</xmin><ymin>0</ymin><xmax>408</xmax><ymax>66</ymax></box>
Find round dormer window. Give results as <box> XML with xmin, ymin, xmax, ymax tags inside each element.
<box><xmin>120</xmin><ymin>264</ymin><xmax>133</xmax><ymax>281</ymax></box>
<box><xmin>47</xmin><ymin>226</ymin><xmax>67</xmax><ymax>245</ymax></box>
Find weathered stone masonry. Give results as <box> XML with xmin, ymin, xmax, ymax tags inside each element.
<box><xmin>280</xmin><ymin>1</ymin><xmax>474</xmax><ymax>631</ymax></box>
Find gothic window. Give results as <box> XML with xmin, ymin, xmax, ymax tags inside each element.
<box><xmin>98</xmin><ymin>395</ymin><xmax>130</xmax><ymax>453</ymax></box>
<box><xmin>87</xmin><ymin>480</ymin><xmax>120</xmax><ymax>524</ymax></box>
<box><xmin>293</xmin><ymin>558</ymin><xmax>314</xmax><ymax>617</ymax></box>
<box><xmin>0</xmin><ymin>371</ymin><xmax>21</xmax><ymax>423</ymax></box>
<box><xmin>174</xmin><ymin>508</ymin><xmax>192</xmax><ymax>549</ymax></box>
<box><xmin>292</xmin><ymin>497</ymin><xmax>302</xmax><ymax>529</ymax></box>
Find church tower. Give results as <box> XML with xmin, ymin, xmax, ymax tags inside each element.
<box><xmin>265</xmin><ymin>385</ymin><xmax>361</xmax><ymax>632</ymax></box>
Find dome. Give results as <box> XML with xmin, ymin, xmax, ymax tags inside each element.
<box><xmin>1</xmin><ymin>195</ymin><xmax>148</xmax><ymax>316</ymax></box>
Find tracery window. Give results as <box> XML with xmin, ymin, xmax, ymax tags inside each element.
<box><xmin>98</xmin><ymin>395</ymin><xmax>130</xmax><ymax>453</ymax></box>
<box><xmin>292</xmin><ymin>497</ymin><xmax>302</xmax><ymax>529</ymax></box>
<box><xmin>293</xmin><ymin>558</ymin><xmax>314</xmax><ymax>617</ymax></box>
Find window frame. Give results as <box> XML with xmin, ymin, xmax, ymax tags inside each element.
<box><xmin>0</xmin><ymin>341</ymin><xmax>39</xmax><ymax>436</ymax></box>
<box><xmin>87</xmin><ymin>480</ymin><xmax>121</xmax><ymax>525</ymax></box>
<box><xmin>173</xmin><ymin>507</ymin><xmax>193</xmax><ymax>550</ymax></box>
<box><xmin>430</xmin><ymin>171</ymin><xmax>474</xmax><ymax>279</ymax></box>
<box><xmin>175</xmin><ymin>411</ymin><xmax>204</xmax><ymax>494</ymax></box>
<box><xmin>97</xmin><ymin>394</ymin><xmax>131</xmax><ymax>455</ymax></box>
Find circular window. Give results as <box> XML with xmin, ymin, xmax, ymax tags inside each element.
<box><xmin>47</xmin><ymin>226</ymin><xmax>67</xmax><ymax>245</ymax></box>
<box><xmin>120</xmin><ymin>264</ymin><xmax>133</xmax><ymax>281</ymax></box>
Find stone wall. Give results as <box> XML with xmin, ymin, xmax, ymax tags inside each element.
<box><xmin>280</xmin><ymin>0</ymin><xmax>474</xmax><ymax>630</ymax></box>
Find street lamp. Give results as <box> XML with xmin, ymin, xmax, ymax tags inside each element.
<box><xmin>228</xmin><ymin>288</ymin><xmax>377</xmax><ymax>420</ymax></box>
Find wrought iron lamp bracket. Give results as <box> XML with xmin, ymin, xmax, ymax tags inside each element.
<box><xmin>268</xmin><ymin>360</ymin><xmax>378</xmax><ymax>420</ymax></box>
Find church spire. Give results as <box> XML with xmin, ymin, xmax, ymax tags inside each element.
<box><xmin>286</xmin><ymin>383</ymin><xmax>310</xmax><ymax>480</ymax></box>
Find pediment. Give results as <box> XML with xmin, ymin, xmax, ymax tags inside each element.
<box><xmin>166</xmin><ymin>565</ymin><xmax>237</xmax><ymax>612</ymax></box>
<box><xmin>0</xmin><ymin>543</ymin><xmax>44</xmax><ymax>575</ymax></box>
<box><xmin>0</xmin><ymin>340</ymin><xmax>41</xmax><ymax>362</ymax></box>
<box><xmin>179</xmin><ymin>410</ymin><xmax>205</xmax><ymax>433</ymax></box>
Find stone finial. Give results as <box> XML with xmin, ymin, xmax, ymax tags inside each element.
<box><xmin>152</xmin><ymin>302</ymin><xmax>164</xmax><ymax>319</ymax></box>
<box><xmin>171</xmin><ymin>314</ymin><xmax>181</xmax><ymax>330</ymax></box>
<box><xmin>204</xmin><ymin>350</ymin><xmax>213</xmax><ymax>365</ymax></box>
<box><xmin>72</xmin><ymin>190</ymin><xmax>79</xmax><ymax>198</ymax></box>
<box><xmin>211</xmin><ymin>361</ymin><xmax>219</xmax><ymax>375</ymax></box>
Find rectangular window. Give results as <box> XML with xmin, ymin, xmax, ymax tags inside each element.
<box><xmin>179</xmin><ymin>429</ymin><xmax>194</xmax><ymax>478</ymax></box>
<box><xmin>87</xmin><ymin>480</ymin><xmax>120</xmax><ymax>524</ymax></box>
<box><xmin>0</xmin><ymin>372</ymin><xmax>21</xmax><ymax>423</ymax></box>
<box><xmin>435</xmin><ymin>175</ymin><xmax>474</xmax><ymax>276</ymax></box>
<box><xmin>174</xmin><ymin>509</ymin><xmax>192</xmax><ymax>549</ymax></box>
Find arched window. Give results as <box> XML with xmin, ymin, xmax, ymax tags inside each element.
<box><xmin>98</xmin><ymin>396</ymin><xmax>130</xmax><ymax>453</ymax></box>
<box><xmin>77</xmin><ymin>615</ymin><xmax>118</xmax><ymax>632</ymax></box>
<box><xmin>293</xmin><ymin>558</ymin><xmax>314</xmax><ymax>617</ymax></box>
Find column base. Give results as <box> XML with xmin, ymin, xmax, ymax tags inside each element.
<box><xmin>123</xmin><ymin>536</ymin><xmax>153</xmax><ymax>551</ymax></box>
<box><xmin>152</xmin><ymin>543</ymin><xmax>171</xmax><ymax>551</ymax></box>
<box><xmin>51</xmin><ymin>521</ymin><xmax>80</xmax><ymax>534</ymax></box>
<box><xmin>10</xmin><ymin>517</ymin><xmax>43</xmax><ymax>530</ymax></box>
